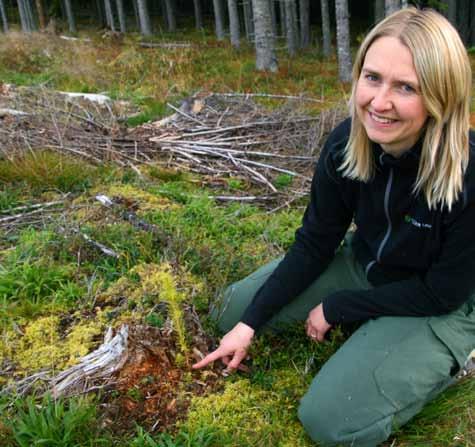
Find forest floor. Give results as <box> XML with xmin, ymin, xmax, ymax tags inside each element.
<box><xmin>0</xmin><ymin>29</ymin><xmax>475</xmax><ymax>447</ymax></box>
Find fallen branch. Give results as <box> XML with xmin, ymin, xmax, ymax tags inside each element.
<box><xmin>140</xmin><ymin>42</ymin><xmax>192</xmax><ymax>48</ymax></box>
<box><xmin>95</xmin><ymin>194</ymin><xmax>165</xmax><ymax>235</ymax></box>
<box><xmin>51</xmin><ymin>325</ymin><xmax>129</xmax><ymax>397</ymax></box>
<box><xmin>0</xmin><ymin>198</ymin><xmax>66</xmax><ymax>216</ymax></box>
<box><xmin>212</xmin><ymin>92</ymin><xmax>324</xmax><ymax>103</ymax></box>
<box><xmin>0</xmin><ymin>206</ymin><xmax>63</xmax><ymax>224</ymax></box>
<box><xmin>0</xmin><ymin>108</ymin><xmax>28</xmax><ymax>117</ymax></box>
<box><xmin>59</xmin><ymin>92</ymin><xmax>111</xmax><ymax>105</ymax></box>
<box><xmin>72</xmin><ymin>229</ymin><xmax>119</xmax><ymax>258</ymax></box>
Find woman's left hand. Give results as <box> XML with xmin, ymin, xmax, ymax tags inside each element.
<box><xmin>306</xmin><ymin>304</ymin><xmax>332</xmax><ymax>342</ymax></box>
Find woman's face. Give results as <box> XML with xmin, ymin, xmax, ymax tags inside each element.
<box><xmin>355</xmin><ymin>36</ymin><xmax>428</xmax><ymax>157</ymax></box>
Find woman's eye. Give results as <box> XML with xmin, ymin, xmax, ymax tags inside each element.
<box><xmin>401</xmin><ymin>84</ymin><xmax>415</xmax><ymax>93</ymax></box>
<box><xmin>365</xmin><ymin>74</ymin><xmax>378</xmax><ymax>82</ymax></box>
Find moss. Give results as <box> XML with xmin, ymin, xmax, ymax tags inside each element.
<box><xmin>64</xmin><ymin>321</ymin><xmax>104</xmax><ymax>367</ymax></box>
<box><xmin>6</xmin><ymin>315</ymin><xmax>105</xmax><ymax>374</ymax></box>
<box><xmin>0</xmin><ymin>326</ymin><xmax>19</xmax><ymax>366</ymax></box>
<box><xmin>15</xmin><ymin>316</ymin><xmax>64</xmax><ymax>371</ymax></box>
<box><xmin>97</xmin><ymin>275</ymin><xmax>137</xmax><ymax>306</ymax></box>
<box><xmin>182</xmin><ymin>372</ymin><xmax>312</xmax><ymax>447</ymax></box>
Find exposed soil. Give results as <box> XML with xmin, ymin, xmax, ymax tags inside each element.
<box><xmin>101</xmin><ymin>324</ymin><xmax>223</xmax><ymax>434</ymax></box>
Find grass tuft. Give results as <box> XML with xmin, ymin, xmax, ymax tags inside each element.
<box><xmin>0</xmin><ymin>151</ymin><xmax>97</xmax><ymax>194</ymax></box>
<box><xmin>7</xmin><ymin>394</ymin><xmax>100</xmax><ymax>447</ymax></box>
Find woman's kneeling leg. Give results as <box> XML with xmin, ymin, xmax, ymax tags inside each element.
<box><xmin>298</xmin><ymin>316</ymin><xmax>456</xmax><ymax>447</ymax></box>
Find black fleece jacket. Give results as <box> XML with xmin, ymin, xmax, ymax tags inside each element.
<box><xmin>241</xmin><ymin>118</ymin><xmax>475</xmax><ymax>330</ymax></box>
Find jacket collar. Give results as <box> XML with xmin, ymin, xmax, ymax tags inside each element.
<box><xmin>374</xmin><ymin>138</ymin><xmax>423</xmax><ymax>171</ymax></box>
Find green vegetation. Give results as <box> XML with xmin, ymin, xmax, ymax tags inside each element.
<box><xmin>8</xmin><ymin>395</ymin><xmax>102</xmax><ymax>447</ymax></box>
<box><xmin>0</xmin><ymin>32</ymin><xmax>345</xmax><ymax>116</ymax></box>
<box><xmin>0</xmin><ymin>30</ymin><xmax>474</xmax><ymax>447</ymax></box>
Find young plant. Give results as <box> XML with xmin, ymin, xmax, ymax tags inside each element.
<box><xmin>132</xmin><ymin>263</ymin><xmax>188</xmax><ymax>356</ymax></box>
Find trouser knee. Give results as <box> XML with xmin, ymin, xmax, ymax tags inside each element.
<box><xmin>297</xmin><ymin>389</ymin><xmax>392</xmax><ymax>447</ymax></box>
<box><xmin>212</xmin><ymin>281</ymin><xmax>250</xmax><ymax>332</ymax></box>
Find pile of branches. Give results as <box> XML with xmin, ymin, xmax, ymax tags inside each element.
<box><xmin>139</xmin><ymin>94</ymin><xmax>346</xmax><ymax>198</ymax></box>
<box><xmin>0</xmin><ymin>84</ymin><xmax>148</xmax><ymax>166</ymax></box>
<box><xmin>0</xmin><ymin>85</ymin><xmax>347</xmax><ymax>203</ymax></box>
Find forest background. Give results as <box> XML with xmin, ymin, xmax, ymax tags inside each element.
<box><xmin>0</xmin><ymin>0</ymin><xmax>474</xmax><ymax>446</ymax></box>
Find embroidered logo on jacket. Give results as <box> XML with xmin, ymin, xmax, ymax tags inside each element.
<box><xmin>404</xmin><ymin>215</ymin><xmax>432</xmax><ymax>229</ymax></box>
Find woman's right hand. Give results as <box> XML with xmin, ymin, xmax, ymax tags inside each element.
<box><xmin>192</xmin><ymin>322</ymin><xmax>255</xmax><ymax>371</ymax></box>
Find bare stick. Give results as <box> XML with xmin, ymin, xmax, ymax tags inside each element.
<box><xmin>166</xmin><ymin>103</ymin><xmax>206</xmax><ymax>126</ymax></box>
<box><xmin>0</xmin><ymin>198</ymin><xmax>69</xmax><ymax>215</ymax></box>
<box><xmin>212</xmin><ymin>92</ymin><xmax>324</xmax><ymax>103</ymax></box>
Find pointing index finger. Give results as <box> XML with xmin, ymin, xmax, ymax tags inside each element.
<box><xmin>192</xmin><ymin>347</ymin><xmax>224</xmax><ymax>369</ymax></box>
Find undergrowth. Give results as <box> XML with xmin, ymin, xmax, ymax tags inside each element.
<box><xmin>0</xmin><ymin>31</ymin><xmax>346</xmax><ymax>118</ymax></box>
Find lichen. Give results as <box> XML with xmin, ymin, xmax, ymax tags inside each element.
<box><xmin>181</xmin><ymin>372</ymin><xmax>312</xmax><ymax>447</ymax></box>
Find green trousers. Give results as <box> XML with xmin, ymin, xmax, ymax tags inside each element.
<box><xmin>213</xmin><ymin>239</ymin><xmax>475</xmax><ymax>447</ymax></box>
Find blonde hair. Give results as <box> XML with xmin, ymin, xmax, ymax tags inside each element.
<box><xmin>340</xmin><ymin>8</ymin><xmax>472</xmax><ymax>210</ymax></box>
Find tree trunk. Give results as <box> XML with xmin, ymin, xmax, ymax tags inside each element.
<box><xmin>164</xmin><ymin>0</ymin><xmax>176</xmax><ymax>31</ymax></box>
<box><xmin>321</xmin><ymin>0</ymin><xmax>331</xmax><ymax>56</ymax></box>
<box><xmin>116</xmin><ymin>0</ymin><xmax>126</xmax><ymax>32</ymax></box>
<box><xmin>470</xmin><ymin>1</ymin><xmax>475</xmax><ymax>47</ymax></box>
<box><xmin>95</xmin><ymin>0</ymin><xmax>106</xmax><ymax>27</ymax></box>
<box><xmin>385</xmin><ymin>0</ymin><xmax>400</xmax><ymax>16</ymax></box>
<box><xmin>137</xmin><ymin>0</ymin><xmax>152</xmax><ymax>36</ymax></box>
<box><xmin>25</xmin><ymin>0</ymin><xmax>37</xmax><ymax>31</ymax></box>
<box><xmin>401</xmin><ymin>0</ymin><xmax>408</xmax><ymax>7</ymax></box>
<box><xmin>299</xmin><ymin>0</ymin><xmax>309</xmax><ymax>48</ymax></box>
<box><xmin>285</xmin><ymin>0</ymin><xmax>298</xmax><ymax>56</ymax></box>
<box><xmin>457</xmin><ymin>0</ymin><xmax>470</xmax><ymax>45</ymax></box>
<box><xmin>64</xmin><ymin>0</ymin><xmax>76</xmax><ymax>33</ymax></box>
<box><xmin>291</xmin><ymin>0</ymin><xmax>299</xmax><ymax>46</ymax></box>
<box><xmin>252</xmin><ymin>0</ymin><xmax>278</xmax><ymax>71</ymax></box>
<box><xmin>35</xmin><ymin>0</ymin><xmax>46</xmax><ymax>29</ymax></box>
<box><xmin>269</xmin><ymin>0</ymin><xmax>277</xmax><ymax>39</ymax></box>
<box><xmin>335</xmin><ymin>0</ymin><xmax>351</xmax><ymax>82</ymax></box>
<box><xmin>279</xmin><ymin>0</ymin><xmax>286</xmax><ymax>37</ymax></box>
<box><xmin>18</xmin><ymin>0</ymin><xmax>30</xmax><ymax>32</ymax></box>
<box><xmin>243</xmin><ymin>0</ymin><xmax>254</xmax><ymax>40</ymax></box>
<box><xmin>104</xmin><ymin>0</ymin><xmax>116</xmax><ymax>31</ymax></box>
<box><xmin>374</xmin><ymin>0</ymin><xmax>384</xmax><ymax>24</ymax></box>
<box><xmin>21</xmin><ymin>0</ymin><xmax>35</xmax><ymax>31</ymax></box>
<box><xmin>227</xmin><ymin>0</ymin><xmax>240</xmax><ymax>47</ymax></box>
<box><xmin>193</xmin><ymin>0</ymin><xmax>203</xmax><ymax>29</ymax></box>
<box><xmin>213</xmin><ymin>0</ymin><xmax>225</xmax><ymax>41</ymax></box>
<box><xmin>131</xmin><ymin>0</ymin><xmax>139</xmax><ymax>30</ymax></box>
<box><xmin>447</xmin><ymin>0</ymin><xmax>457</xmax><ymax>26</ymax></box>
<box><xmin>0</xmin><ymin>0</ymin><xmax>8</xmax><ymax>32</ymax></box>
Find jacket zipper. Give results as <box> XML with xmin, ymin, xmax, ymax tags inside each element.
<box><xmin>366</xmin><ymin>167</ymin><xmax>394</xmax><ymax>276</ymax></box>
<box><xmin>377</xmin><ymin>167</ymin><xmax>394</xmax><ymax>262</ymax></box>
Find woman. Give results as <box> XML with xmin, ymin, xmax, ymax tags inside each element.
<box><xmin>193</xmin><ymin>8</ymin><xmax>475</xmax><ymax>446</ymax></box>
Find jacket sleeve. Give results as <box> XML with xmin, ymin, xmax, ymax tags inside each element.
<box><xmin>240</xmin><ymin>121</ymin><xmax>355</xmax><ymax>330</ymax></box>
<box><xmin>323</xmin><ymin>195</ymin><xmax>475</xmax><ymax>324</ymax></box>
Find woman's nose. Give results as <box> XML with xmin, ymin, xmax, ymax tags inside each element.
<box><xmin>371</xmin><ymin>87</ymin><xmax>392</xmax><ymax>111</ymax></box>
